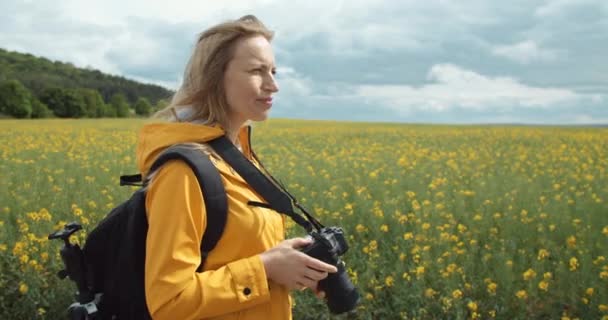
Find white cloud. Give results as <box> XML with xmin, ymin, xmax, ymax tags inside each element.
<box><xmin>353</xmin><ymin>64</ymin><xmax>599</xmax><ymax>112</ymax></box>
<box><xmin>275</xmin><ymin>66</ymin><xmax>313</xmax><ymax>97</ymax></box>
<box><xmin>491</xmin><ymin>40</ymin><xmax>559</xmax><ymax>64</ymax></box>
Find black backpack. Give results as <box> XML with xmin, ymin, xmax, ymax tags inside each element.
<box><xmin>52</xmin><ymin>144</ymin><xmax>228</xmax><ymax>319</ymax></box>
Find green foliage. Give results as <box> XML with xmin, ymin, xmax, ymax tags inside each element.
<box><xmin>0</xmin><ymin>47</ymin><xmax>173</xmax><ymax>106</ymax></box>
<box><xmin>101</xmin><ymin>103</ymin><xmax>117</xmax><ymax>118</ymax></box>
<box><xmin>78</xmin><ymin>88</ymin><xmax>107</xmax><ymax>118</ymax></box>
<box><xmin>40</xmin><ymin>87</ymin><xmax>87</xmax><ymax>118</ymax></box>
<box><xmin>110</xmin><ymin>93</ymin><xmax>131</xmax><ymax>118</ymax></box>
<box><xmin>30</xmin><ymin>99</ymin><xmax>52</xmax><ymax>118</ymax></box>
<box><xmin>0</xmin><ymin>79</ymin><xmax>32</xmax><ymax>118</ymax></box>
<box><xmin>134</xmin><ymin>97</ymin><xmax>152</xmax><ymax>116</ymax></box>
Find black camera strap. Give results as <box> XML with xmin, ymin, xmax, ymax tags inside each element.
<box><xmin>249</xmin><ymin>149</ymin><xmax>324</xmax><ymax>230</ymax></box>
<box><xmin>208</xmin><ymin>136</ymin><xmax>323</xmax><ymax>232</ymax></box>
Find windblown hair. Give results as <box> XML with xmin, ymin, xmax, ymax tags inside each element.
<box><xmin>154</xmin><ymin>15</ymin><xmax>274</xmax><ymax>128</ymax></box>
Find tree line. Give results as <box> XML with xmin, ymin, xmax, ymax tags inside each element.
<box><xmin>0</xmin><ymin>48</ymin><xmax>174</xmax><ymax>118</ymax></box>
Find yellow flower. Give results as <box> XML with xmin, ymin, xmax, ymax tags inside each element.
<box><xmin>452</xmin><ymin>289</ymin><xmax>463</xmax><ymax>299</ymax></box>
<box><xmin>543</xmin><ymin>272</ymin><xmax>553</xmax><ymax>280</ymax></box>
<box><xmin>368</xmin><ymin>240</ymin><xmax>377</xmax><ymax>251</ymax></box>
<box><xmin>537</xmin><ymin>249</ymin><xmax>550</xmax><ymax>260</ymax></box>
<box><xmin>516</xmin><ymin>290</ymin><xmax>527</xmax><ymax>300</ymax></box>
<box><xmin>487</xmin><ymin>282</ymin><xmax>497</xmax><ymax>295</ymax></box>
<box><xmin>586</xmin><ymin>288</ymin><xmax>594</xmax><ymax>296</ymax></box>
<box><xmin>380</xmin><ymin>224</ymin><xmax>389</xmax><ymax>232</ymax></box>
<box><xmin>566</xmin><ymin>235</ymin><xmax>576</xmax><ymax>248</ymax></box>
<box><xmin>467</xmin><ymin>301</ymin><xmax>478</xmax><ymax>312</ymax></box>
<box><xmin>603</xmin><ymin>226</ymin><xmax>608</xmax><ymax>236</ymax></box>
<box><xmin>403</xmin><ymin>232</ymin><xmax>413</xmax><ymax>240</ymax></box>
<box><xmin>599</xmin><ymin>304</ymin><xmax>608</xmax><ymax>312</ymax></box>
<box><xmin>569</xmin><ymin>257</ymin><xmax>579</xmax><ymax>271</ymax></box>
<box><xmin>457</xmin><ymin>224</ymin><xmax>467</xmax><ymax>233</ymax></box>
<box><xmin>19</xmin><ymin>282</ymin><xmax>28</xmax><ymax>294</ymax></box>
<box><xmin>365</xmin><ymin>293</ymin><xmax>374</xmax><ymax>301</ymax></box>
<box><xmin>425</xmin><ymin>288</ymin><xmax>437</xmax><ymax>298</ymax></box>
<box><xmin>411</xmin><ymin>200</ymin><xmax>421</xmax><ymax>211</ymax></box>
<box><xmin>37</xmin><ymin>308</ymin><xmax>46</xmax><ymax>316</ymax></box>
<box><xmin>523</xmin><ymin>268</ymin><xmax>537</xmax><ymax>281</ymax></box>
<box><xmin>415</xmin><ymin>266</ymin><xmax>425</xmax><ymax>277</ymax></box>
<box><xmin>538</xmin><ymin>280</ymin><xmax>549</xmax><ymax>291</ymax></box>
<box><xmin>384</xmin><ymin>276</ymin><xmax>394</xmax><ymax>287</ymax></box>
<box><xmin>355</xmin><ymin>224</ymin><xmax>366</xmax><ymax>233</ymax></box>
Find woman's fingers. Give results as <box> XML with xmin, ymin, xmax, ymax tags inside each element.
<box><xmin>286</xmin><ymin>237</ymin><xmax>313</xmax><ymax>249</ymax></box>
<box><xmin>296</xmin><ymin>276</ymin><xmax>318</xmax><ymax>291</ymax></box>
<box><xmin>262</xmin><ymin>237</ymin><xmax>340</xmax><ymax>293</ymax></box>
<box><xmin>303</xmin><ymin>267</ymin><xmax>329</xmax><ymax>281</ymax></box>
<box><xmin>304</xmin><ymin>255</ymin><xmax>338</xmax><ymax>273</ymax></box>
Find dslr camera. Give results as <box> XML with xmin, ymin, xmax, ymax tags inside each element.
<box><xmin>299</xmin><ymin>226</ymin><xmax>360</xmax><ymax>314</ymax></box>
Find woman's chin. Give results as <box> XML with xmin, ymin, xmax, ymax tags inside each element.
<box><xmin>251</xmin><ymin>111</ymin><xmax>270</xmax><ymax>122</ymax></box>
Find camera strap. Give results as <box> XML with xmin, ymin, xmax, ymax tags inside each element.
<box><xmin>208</xmin><ymin>135</ymin><xmax>323</xmax><ymax>232</ymax></box>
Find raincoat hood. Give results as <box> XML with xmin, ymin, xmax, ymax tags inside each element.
<box><xmin>135</xmin><ymin>121</ymin><xmax>253</xmax><ymax>177</ymax></box>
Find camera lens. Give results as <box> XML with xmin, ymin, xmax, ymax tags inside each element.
<box><xmin>319</xmin><ymin>261</ymin><xmax>360</xmax><ymax>314</ymax></box>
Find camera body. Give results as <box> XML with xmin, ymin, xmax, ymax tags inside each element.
<box><xmin>299</xmin><ymin>226</ymin><xmax>360</xmax><ymax>314</ymax></box>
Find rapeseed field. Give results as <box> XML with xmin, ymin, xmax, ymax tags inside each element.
<box><xmin>1</xmin><ymin>119</ymin><xmax>606</xmax><ymax>319</ymax></box>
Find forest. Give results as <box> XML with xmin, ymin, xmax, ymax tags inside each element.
<box><xmin>0</xmin><ymin>48</ymin><xmax>174</xmax><ymax>118</ymax></box>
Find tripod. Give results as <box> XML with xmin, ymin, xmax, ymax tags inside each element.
<box><xmin>48</xmin><ymin>222</ymin><xmax>101</xmax><ymax>320</ymax></box>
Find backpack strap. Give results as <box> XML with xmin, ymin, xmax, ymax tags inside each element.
<box><xmin>147</xmin><ymin>145</ymin><xmax>228</xmax><ymax>272</ymax></box>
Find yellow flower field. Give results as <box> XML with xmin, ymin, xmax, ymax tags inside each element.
<box><xmin>1</xmin><ymin>119</ymin><xmax>607</xmax><ymax>319</ymax></box>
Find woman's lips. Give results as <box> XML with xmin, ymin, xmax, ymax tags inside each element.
<box><xmin>257</xmin><ymin>97</ymin><xmax>273</xmax><ymax>106</ymax></box>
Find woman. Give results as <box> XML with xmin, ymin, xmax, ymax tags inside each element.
<box><xmin>136</xmin><ymin>15</ymin><xmax>337</xmax><ymax>320</ymax></box>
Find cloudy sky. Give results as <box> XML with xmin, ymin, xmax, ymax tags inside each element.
<box><xmin>2</xmin><ymin>0</ymin><xmax>607</xmax><ymax>124</ymax></box>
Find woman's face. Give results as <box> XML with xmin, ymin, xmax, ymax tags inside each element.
<box><xmin>223</xmin><ymin>35</ymin><xmax>279</xmax><ymax>128</ymax></box>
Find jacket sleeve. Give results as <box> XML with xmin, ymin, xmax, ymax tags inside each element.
<box><xmin>144</xmin><ymin>160</ymin><xmax>271</xmax><ymax>320</ymax></box>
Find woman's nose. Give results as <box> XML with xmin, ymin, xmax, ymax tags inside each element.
<box><xmin>264</xmin><ymin>74</ymin><xmax>279</xmax><ymax>93</ymax></box>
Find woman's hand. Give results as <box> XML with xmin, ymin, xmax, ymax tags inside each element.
<box><xmin>260</xmin><ymin>237</ymin><xmax>337</xmax><ymax>292</ymax></box>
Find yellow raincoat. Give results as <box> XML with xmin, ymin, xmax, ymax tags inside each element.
<box><xmin>136</xmin><ymin>122</ymin><xmax>291</xmax><ymax>320</ymax></box>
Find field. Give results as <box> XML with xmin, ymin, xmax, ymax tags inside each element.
<box><xmin>1</xmin><ymin>119</ymin><xmax>607</xmax><ymax>319</ymax></box>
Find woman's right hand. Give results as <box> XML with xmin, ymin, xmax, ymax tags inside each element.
<box><xmin>260</xmin><ymin>237</ymin><xmax>338</xmax><ymax>291</ymax></box>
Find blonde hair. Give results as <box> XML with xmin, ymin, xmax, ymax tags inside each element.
<box><xmin>154</xmin><ymin>15</ymin><xmax>274</xmax><ymax>127</ymax></box>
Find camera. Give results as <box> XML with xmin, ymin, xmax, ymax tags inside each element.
<box><xmin>299</xmin><ymin>226</ymin><xmax>360</xmax><ymax>314</ymax></box>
